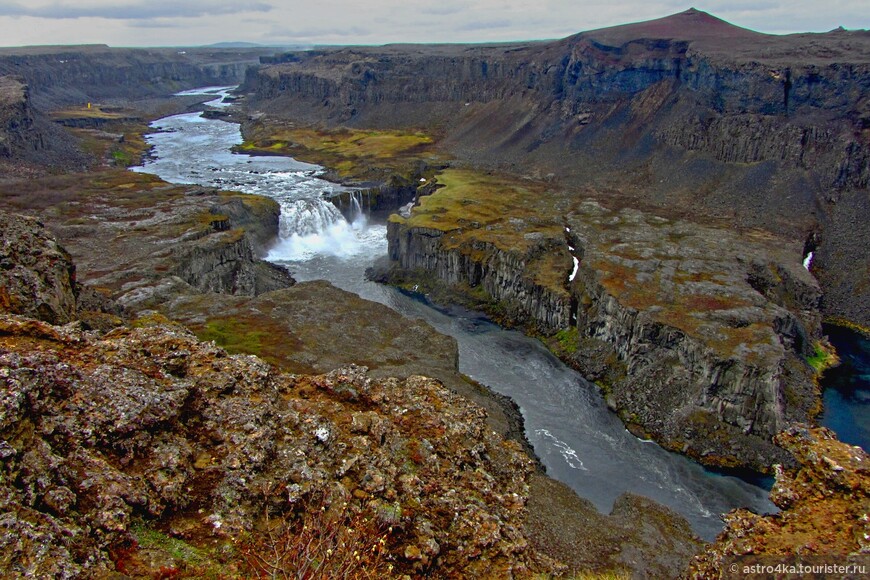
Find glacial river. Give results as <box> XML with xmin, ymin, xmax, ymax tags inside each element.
<box><xmin>134</xmin><ymin>87</ymin><xmax>781</xmax><ymax>540</ymax></box>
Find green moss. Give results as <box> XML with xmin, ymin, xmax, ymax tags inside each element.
<box><xmin>131</xmin><ymin>312</ymin><xmax>174</xmax><ymax>328</ymax></box>
<box><xmin>131</xmin><ymin>523</ymin><xmax>207</xmax><ymax>564</ymax></box>
<box><xmin>806</xmin><ymin>339</ymin><xmax>839</xmax><ymax>373</ymax></box>
<box><xmin>554</xmin><ymin>327</ymin><xmax>580</xmax><ymax>354</ymax></box>
<box><xmin>51</xmin><ymin>106</ymin><xmax>127</xmax><ymax>121</ymax></box>
<box><xmin>111</xmin><ymin>150</ymin><xmax>132</xmax><ymax>165</ymax></box>
<box><xmin>239</xmin><ymin>123</ymin><xmax>442</xmax><ymax>181</ymax></box>
<box><xmin>397</xmin><ymin>169</ymin><xmax>562</xmax><ymax>246</ymax></box>
<box><xmin>199</xmin><ymin>318</ymin><xmax>267</xmax><ymax>357</ymax></box>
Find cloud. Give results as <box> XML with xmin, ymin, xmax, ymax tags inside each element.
<box><xmin>418</xmin><ymin>4</ymin><xmax>466</xmax><ymax>16</ymax></box>
<box><xmin>0</xmin><ymin>1</ymin><xmax>272</xmax><ymax>20</ymax></box>
<box><xmin>0</xmin><ymin>1</ymin><xmax>866</xmax><ymax>48</ymax></box>
<box><xmin>126</xmin><ymin>20</ymin><xmax>188</xmax><ymax>29</ymax></box>
<box><xmin>267</xmin><ymin>25</ymin><xmax>372</xmax><ymax>42</ymax></box>
<box><xmin>455</xmin><ymin>19</ymin><xmax>513</xmax><ymax>32</ymax></box>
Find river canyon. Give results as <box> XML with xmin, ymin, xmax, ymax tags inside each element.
<box><xmin>134</xmin><ymin>86</ymin><xmax>778</xmax><ymax>541</ymax></box>
<box><xmin>1</xmin><ymin>9</ymin><xmax>868</xmax><ymax>577</ymax></box>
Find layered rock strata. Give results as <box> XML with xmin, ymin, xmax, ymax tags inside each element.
<box><xmin>330</xmin><ymin>172</ymin><xmax>439</xmax><ymax>221</ymax></box>
<box><xmin>385</xmin><ymin>221</ymin><xmax>572</xmax><ymax>334</ymax></box>
<box><xmin>0</xmin><ymin>77</ymin><xmax>42</xmax><ymax>159</ymax></box>
<box><xmin>560</xmin><ymin>202</ymin><xmax>822</xmax><ymax>470</ymax></box>
<box><xmin>385</xmin><ymin>194</ymin><xmax>823</xmax><ymax>471</ymax></box>
<box><xmin>0</xmin><ymin>76</ymin><xmax>86</xmax><ymax>171</ymax></box>
<box><xmin>0</xmin><ymin>46</ymin><xmax>274</xmax><ymax>110</ymax></box>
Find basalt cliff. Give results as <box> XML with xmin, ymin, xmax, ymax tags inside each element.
<box><xmin>242</xmin><ymin>8</ymin><xmax>869</xmax><ymax>471</ymax></box>
<box><xmin>0</xmin><ymin>46</ymin><xmax>279</xmax><ymax>177</ymax></box>
<box><xmin>0</xmin><ymin>45</ymin><xmax>273</xmax><ymax>110</ymax></box>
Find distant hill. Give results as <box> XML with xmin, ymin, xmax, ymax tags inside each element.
<box><xmin>203</xmin><ymin>42</ymin><xmax>265</xmax><ymax>48</ymax></box>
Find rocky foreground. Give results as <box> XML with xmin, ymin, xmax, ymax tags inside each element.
<box><xmin>688</xmin><ymin>426</ymin><xmax>869</xmax><ymax>578</ymax></box>
<box><xmin>0</xmin><ymin>206</ymin><xmax>706</xmax><ymax>577</ymax></box>
<box><xmin>0</xmin><ymin>210</ymin><xmax>547</xmax><ymax>577</ymax></box>
<box><xmin>0</xmin><ymin>311</ymin><xmax>552</xmax><ymax>577</ymax></box>
<box><xmin>0</xmin><ymin>195</ymin><xmax>865</xmax><ymax>578</ymax></box>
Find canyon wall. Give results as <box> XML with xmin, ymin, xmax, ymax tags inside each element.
<box><xmin>0</xmin><ymin>77</ymin><xmax>42</xmax><ymax>159</ymax></box>
<box><xmin>171</xmin><ymin>225</ymin><xmax>294</xmax><ymax>297</ymax></box>
<box><xmin>0</xmin><ymin>46</ymin><xmax>273</xmax><ymax>109</ymax></box>
<box><xmin>383</xmin><ymin>197</ymin><xmax>823</xmax><ymax>471</ymax></box>
<box><xmin>244</xmin><ymin>9</ymin><xmax>870</xmax><ymax>328</ymax></box>
<box><xmin>386</xmin><ymin>221</ymin><xmax>573</xmax><ymax>333</ymax></box>
<box><xmin>0</xmin><ymin>75</ymin><xmax>86</xmax><ymax>169</ymax></box>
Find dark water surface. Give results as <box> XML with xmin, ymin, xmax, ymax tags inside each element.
<box><xmin>820</xmin><ymin>324</ymin><xmax>870</xmax><ymax>451</ymax></box>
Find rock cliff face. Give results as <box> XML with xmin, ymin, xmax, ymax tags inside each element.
<box><xmin>0</xmin><ymin>77</ymin><xmax>42</xmax><ymax>159</ymax></box>
<box><xmin>167</xmin><ymin>198</ymin><xmax>293</xmax><ymax>298</ymax></box>
<box><xmin>386</xmin><ymin>221</ymin><xmax>573</xmax><ymax>333</ymax></box>
<box><xmin>0</xmin><ymin>46</ymin><xmax>273</xmax><ymax>110</ymax></box>
<box><xmin>243</xmin><ymin>9</ymin><xmax>870</xmax><ymax>328</ymax></box>
<box><xmin>171</xmin><ymin>227</ymin><xmax>294</xmax><ymax>297</ymax></box>
<box><xmin>246</xmin><ymin>11</ymin><xmax>870</xmax><ymax>194</ymax></box>
<box><xmin>0</xmin><ymin>76</ymin><xmax>85</xmax><ymax>170</ymax></box>
<box><xmin>560</xmin><ymin>203</ymin><xmax>822</xmax><ymax>470</ymax></box>
<box><xmin>0</xmin><ymin>169</ymin><xmax>296</xmax><ymax>324</ymax></box>
<box><xmin>330</xmin><ymin>172</ymin><xmax>438</xmax><ymax>221</ymax></box>
<box><xmin>0</xmin><ymin>212</ymin><xmax>76</xmax><ymax>324</ymax></box>
<box><xmin>384</xmin><ymin>193</ymin><xmax>824</xmax><ymax>471</ymax></box>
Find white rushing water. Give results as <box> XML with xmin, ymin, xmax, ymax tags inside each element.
<box><xmin>134</xmin><ymin>87</ymin><xmax>381</xmax><ymax>261</ymax></box>
<box><xmin>133</xmin><ymin>88</ymin><xmax>776</xmax><ymax>540</ymax></box>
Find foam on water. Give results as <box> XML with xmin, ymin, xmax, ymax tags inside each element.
<box><xmin>535</xmin><ymin>429</ymin><xmax>588</xmax><ymax>470</ymax></box>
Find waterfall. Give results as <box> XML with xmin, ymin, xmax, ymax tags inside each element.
<box><xmin>267</xmin><ymin>194</ymin><xmax>382</xmax><ymax>262</ymax></box>
<box><xmin>278</xmin><ymin>198</ymin><xmax>345</xmax><ymax>238</ymax></box>
<box><xmin>350</xmin><ymin>191</ymin><xmax>362</xmax><ymax>216</ymax></box>
<box><xmin>349</xmin><ymin>191</ymin><xmax>368</xmax><ymax>231</ymax></box>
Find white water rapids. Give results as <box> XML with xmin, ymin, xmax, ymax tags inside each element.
<box><xmin>133</xmin><ymin>87</ymin><xmax>776</xmax><ymax>540</ymax></box>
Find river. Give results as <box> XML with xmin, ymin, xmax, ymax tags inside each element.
<box><xmin>820</xmin><ymin>324</ymin><xmax>870</xmax><ymax>451</ymax></box>
<box><xmin>134</xmin><ymin>86</ymin><xmax>785</xmax><ymax>541</ymax></box>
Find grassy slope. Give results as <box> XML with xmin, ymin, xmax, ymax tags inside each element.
<box><xmin>240</xmin><ymin>122</ymin><xmax>445</xmax><ymax>181</ymax></box>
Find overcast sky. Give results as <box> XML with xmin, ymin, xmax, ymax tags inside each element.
<box><xmin>0</xmin><ymin>1</ymin><xmax>867</xmax><ymax>47</ymax></box>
